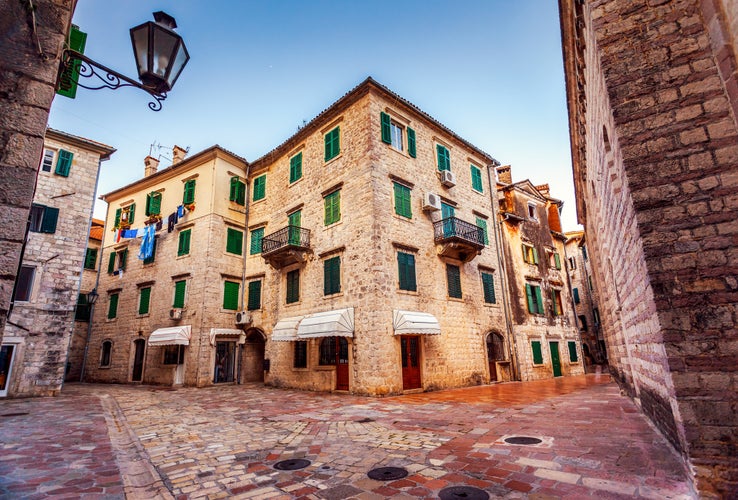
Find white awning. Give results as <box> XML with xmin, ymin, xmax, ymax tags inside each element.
<box><xmin>148</xmin><ymin>325</ymin><xmax>192</xmax><ymax>346</ymax></box>
<box><xmin>209</xmin><ymin>328</ymin><xmax>245</xmax><ymax>346</ymax></box>
<box><xmin>272</xmin><ymin>316</ymin><xmax>304</xmax><ymax>341</ymax></box>
<box><xmin>297</xmin><ymin>308</ymin><xmax>354</xmax><ymax>339</ymax></box>
<box><xmin>392</xmin><ymin>310</ymin><xmax>441</xmax><ymax>335</ymax></box>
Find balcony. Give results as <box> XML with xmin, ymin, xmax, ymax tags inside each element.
<box><xmin>261</xmin><ymin>225</ymin><xmax>311</xmax><ymax>268</ymax></box>
<box><xmin>433</xmin><ymin>217</ymin><xmax>485</xmax><ymax>262</ymax></box>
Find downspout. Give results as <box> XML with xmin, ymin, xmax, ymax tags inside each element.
<box><xmin>238</xmin><ymin>162</ymin><xmax>252</xmax><ymax>384</ymax></box>
<box><xmin>486</xmin><ymin>164</ymin><xmax>519</xmax><ymax>381</ymax></box>
<box><xmin>562</xmin><ymin>238</ymin><xmax>586</xmax><ymax>368</ymax></box>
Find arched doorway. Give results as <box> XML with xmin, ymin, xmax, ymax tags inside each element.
<box><xmin>131</xmin><ymin>338</ymin><xmax>145</xmax><ymax>382</ymax></box>
<box><xmin>242</xmin><ymin>329</ymin><xmax>265</xmax><ymax>382</ymax></box>
<box><xmin>486</xmin><ymin>332</ymin><xmax>505</xmax><ymax>382</ymax></box>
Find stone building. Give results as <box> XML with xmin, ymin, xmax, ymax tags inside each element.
<box><xmin>65</xmin><ymin>218</ymin><xmax>104</xmax><ymax>382</ymax></box>
<box><xmin>560</xmin><ymin>0</ymin><xmax>738</xmax><ymax>495</ymax></box>
<box><xmin>564</xmin><ymin>230</ymin><xmax>606</xmax><ymax>370</ymax></box>
<box><xmin>1</xmin><ymin>129</ymin><xmax>114</xmax><ymax>397</ymax></box>
<box><xmin>495</xmin><ymin>166</ymin><xmax>584</xmax><ymax>381</ymax></box>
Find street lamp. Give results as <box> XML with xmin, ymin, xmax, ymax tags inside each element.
<box><xmin>57</xmin><ymin>11</ymin><xmax>190</xmax><ymax>111</ymax></box>
<box><xmin>86</xmin><ymin>288</ymin><xmax>99</xmax><ymax>306</ymax></box>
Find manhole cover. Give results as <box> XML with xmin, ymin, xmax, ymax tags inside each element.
<box><xmin>367</xmin><ymin>466</ymin><xmax>408</xmax><ymax>481</ymax></box>
<box><xmin>439</xmin><ymin>486</ymin><xmax>490</xmax><ymax>499</ymax></box>
<box><xmin>273</xmin><ymin>458</ymin><xmax>311</xmax><ymax>471</ymax></box>
<box><xmin>504</xmin><ymin>436</ymin><xmax>543</xmax><ymax>445</ymax></box>
<box><xmin>1</xmin><ymin>412</ymin><xmax>29</xmax><ymax>417</ymax></box>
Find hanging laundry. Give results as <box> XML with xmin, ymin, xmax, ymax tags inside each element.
<box><xmin>120</xmin><ymin>228</ymin><xmax>139</xmax><ymax>239</ymax></box>
<box><xmin>116</xmin><ymin>229</ymin><xmax>122</xmax><ymax>243</ymax></box>
<box><xmin>156</xmin><ymin>220</ymin><xmax>163</xmax><ymax>232</ymax></box>
<box><xmin>167</xmin><ymin>213</ymin><xmax>176</xmax><ymax>233</ymax></box>
<box><xmin>177</xmin><ymin>205</ymin><xmax>184</xmax><ymax>218</ymax></box>
<box><xmin>138</xmin><ymin>224</ymin><xmax>155</xmax><ymax>260</ymax></box>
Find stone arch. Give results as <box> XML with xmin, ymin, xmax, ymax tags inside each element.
<box><xmin>242</xmin><ymin>327</ymin><xmax>266</xmax><ymax>382</ymax></box>
<box><xmin>485</xmin><ymin>331</ymin><xmax>506</xmax><ymax>382</ymax></box>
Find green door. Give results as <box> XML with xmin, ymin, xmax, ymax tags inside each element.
<box><xmin>441</xmin><ymin>203</ymin><xmax>455</xmax><ymax>238</ymax></box>
<box><xmin>288</xmin><ymin>210</ymin><xmax>301</xmax><ymax>245</ymax></box>
<box><xmin>549</xmin><ymin>341</ymin><xmax>562</xmax><ymax>377</ymax></box>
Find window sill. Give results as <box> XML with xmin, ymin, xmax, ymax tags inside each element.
<box><xmin>483</xmin><ymin>302</ymin><xmax>498</xmax><ymax>307</ymax></box>
<box><xmin>324</xmin><ymin>153</ymin><xmax>343</xmax><ymax>166</ymax></box>
<box><xmin>98</xmin><ymin>365</ymin><xmax>112</xmax><ymax>370</ymax></box>
<box><xmin>446</xmin><ymin>296</ymin><xmax>464</xmax><ymax>302</ymax></box>
<box><xmin>472</xmin><ymin>188</ymin><xmax>485</xmax><ymax>195</ymax></box>
<box><xmin>106</xmin><ymin>318</ymin><xmax>118</xmax><ymax>322</ymax></box>
<box><xmin>292</xmin><ymin>367</ymin><xmax>309</xmax><ymax>372</ymax></box>
<box><xmin>289</xmin><ymin>177</ymin><xmax>304</xmax><ymax>188</ymax></box>
<box><xmin>392</xmin><ymin>213</ymin><xmax>413</xmax><ymax>222</ymax></box>
<box><xmin>323</xmin><ymin>220</ymin><xmax>343</xmax><ymax>230</ymax></box>
<box><xmin>137</xmin><ymin>313</ymin><xmax>150</xmax><ymax>318</ymax></box>
<box><xmin>323</xmin><ymin>292</ymin><xmax>343</xmax><ymax>299</ymax></box>
<box><xmin>285</xmin><ymin>301</ymin><xmax>301</xmax><ymax>307</ymax></box>
<box><xmin>177</xmin><ymin>254</ymin><xmax>190</xmax><ymax>260</ymax></box>
<box><xmin>397</xmin><ymin>289</ymin><xmax>418</xmax><ymax>296</ymax></box>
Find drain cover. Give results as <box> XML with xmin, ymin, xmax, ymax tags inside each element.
<box><xmin>439</xmin><ymin>486</ymin><xmax>490</xmax><ymax>499</ymax></box>
<box><xmin>367</xmin><ymin>466</ymin><xmax>408</xmax><ymax>481</ymax></box>
<box><xmin>1</xmin><ymin>412</ymin><xmax>29</xmax><ymax>417</ymax></box>
<box><xmin>504</xmin><ymin>436</ymin><xmax>543</xmax><ymax>445</ymax></box>
<box><xmin>273</xmin><ymin>458</ymin><xmax>311</xmax><ymax>470</ymax></box>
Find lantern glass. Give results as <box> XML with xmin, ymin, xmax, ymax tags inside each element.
<box><xmin>129</xmin><ymin>12</ymin><xmax>189</xmax><ymax>94</ymax></box>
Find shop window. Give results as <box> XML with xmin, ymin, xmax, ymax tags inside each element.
<box><xmin>100</xmin><ymin>341</ymin><xmax>112</xmax><ymax>367</ymax></box>
<box><xmin>294</xmin><ymin>342</ymin><xmax>307</xmax><ymax>368</ymax></box>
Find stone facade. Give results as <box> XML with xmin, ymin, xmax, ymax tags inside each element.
<box><xmin>496</xmin><ymin>167</ymin><xmax>584</xmax><ymax>381</ymax></box>
<box><xmin>2</xmin><ymin>129</ymin><xmax>114</xmax><ymax>397</ymax></box>
<box><xmin>560</xmin><ymin>0</ymin><xmax>738</xmax><ymax>495</ymax></box>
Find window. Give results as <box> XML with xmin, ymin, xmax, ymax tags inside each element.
<box><xmin>578</xmin><ymin>315</ymin><xmax>588</xmax><ymax>331</ymax></box>
<box><xmin>380</xmin><ymin>112</ymin><xmax>405</xmax><ymax>152</ymax></box>
<box><xmin>288</xmin><ymin>210</ymin><xmax>301</xmax><ymax>228</ymax></box>
<box><xmin>54</xmin><ymin>149</ymin><xmax>73</xmax><ymax>177</ymax></box>
<box><xmin>522</xmin><ymin>244</ymin><xmax>538</xmax><ymax>264</ymax></box>
<box><xmin>13</xmin><ymin>266</ymin><xmax>35</xmax><ymax>302</ymax></box>
<box><xmin>551</xmin><ymin>289</ymin><xmax>563</xmax><ymax>316</ymax></box>
<box><xmin>446</xmin><ymin>263</ymin><xmax>462</xmax><ymax>299</ymax></box>
<box><xmin>139</xmin><ymin>287</ymin><xmax>151</xmax><ymax>315</ymax></box>
<box><xmin>163</xmin><ymin>345</ymin><xmax>184</xmax><ymax>365</ymax></box>
<box><xmin>75</xmin><ymin>293</ymin><xmax>91</xmax><ymax>321</ymax></box>
<box><xmin>145</xmin><ymin>192</ymin><xmax>162</xmax><ymax>216</ymax></box>
<box><xmin>393</xmin><ymin>182</ymin><xmax>412</xmax><ymax>218</ymax></box>
<box><xmin>253</xmin><ymin>174</ymin><xmax>266</xmax><ymax>201</ymax></box>
<box><xmin>476</xmin><ymin>217</ymin><xmax>489</xmax><ymax>246</ymax></box>
<box><xmin>527</xmin><ymin>203</ymin><xmax>538</xmax><ymax>220</ymax></box>
<box><xmin>568</xmin><ymin>341</ymin><xmax>579</xmax><ymax>362</ymax></box>
<box><xmin>436</xmin><ymin>144</ymin><xmax>450</xmax><ymax>171</ymax></box>
<box><xmin>525</xmin><ymin>283</ymin><xmax>544</xmax><ymax>314</ymax></box>
<box><xmin>407</xmin><ymin>127</ymin><xmax>416</xmax><ymax>158</ymax></box>
<box><xmin>573</xmin><ymin>287</ymin><xmax>580</xmax><ymax>304</ymax></box>
<box><xmin>324</xmin><ymin>190</ymin><xmax>341</xmax><ymax>225</ymax></box>
<box><xmin>84</xmin><ymin>248</ymin><xmax>97</xmax><ymax>270</ymax></box>
<box><xmin>100</xmin><ymin>341</ymin><xmax>112</xmax><ymax>367</ymax></box>
<box><xmin>107</xmin><ymin>248</ymin><xmax>128</xmax><ymax>274</ymax></box>
<box><xmin>289</xmin><ymin>152</ymin><xmax>303</xmax><ymax>183</ymax></box>
<box><xmin>143</xmin><ymin>236</ymin><xmax>157</xmax><ymax>265</ymax></box>
<box><xmin>397</xmin><ymin>252</ymin><xmax>417</xmax><ymax>291</ymax></box>
<box><xmin>568</xmin><ymin>257</ymin><xmax>577</xmax><ymax>270</ymax></box>
<box><xmin>225</xmin><ymin>228</ymin><xmax>243</xmax><ymax>255</ymax></box>
<box><xmin>247</xmin><ymin>280</ymin><xmax>261</xmax><ymax>311</ymax></box>
<box><xmin>183</xmin><ymin>179</ymin><xmax>196</xmax><ymax>205</ymax></box>
<box><xmin>107</xmin><ymin>293</ymin><xmax>119</xmax><ymax>319</ymax></box>
<box><xmin>178</xmin><ymin>229</ymin><xmax>191</xmax><ymax>256</ymax></box>
<box><xmin>248</xmin><ymin>227</ymin><xmax>262</xmax><ymax>255</ymax></box>
<box><xmin>319</xmin><ymin>337</ymin><xmax>347</xmax><ymax>366</ymax></box>
<box><xmin>441</xmin><ymin>202</ymin><xmax>455</xmax><ymax>220</ymax></box>
<box><xmin>286</xmin><ymin>269</ymin><xmax>299</xmax><ymax>304</ymax></box>
<box><xmin>29</xmin><ymin>203</ymin><xmax>59</xmax><ymax>233</ymax></box>
<box><xmin>548</xmin><ymin>251</ymin><xmax>562</xmax><ymax>270</ymax></box>
<box><xmin>229</xmin><ymin>176</ymin><xmax>246</xmax><ymax>205</ymax></box>
<box><xmin>470</xmin><ymin>165</ymin><xmax>483</xmax><ymax>192</ymax></box>
<box><xmin>41</xmin><ymin>149</ymin><xmax>55</xmax><ymax>172</ymax></box>
<box><xmin>323</xmin><ymin>256</ymin><xmax>341</xmax><ymax>295</ymax></box>
<box><xmin>531</xmin><ymin>341</ymin><xmax>543</xmax><ymax>364</ymax></box>
<box><xmin>223</xmin><ymin>281</ymin><xmax>240</xmax><ymax>310</ymax></box>
<box><xmin>294</xmin><ymin>342</ymin><xmax>307</xmax><ymax>368</ymax></box>
<box><xmin>582</xmin><ymin>245</ymin><xmax>588</xmax><ymax>261</ymax></box>
<box><xmin>173</xmin><ymin>280</ymin><xmax>186</xmax><ymax>308</ymax></box>
<box><xmin>593</xmin><ymin>307</ymin><xmax>600</xmax><ymax>325</ymax></box>
<box><xmin>588</xmin><ymin>275</ymin><xmax>594</xmax><ymax>291</ymax></box>
<box><xmin>114</xmin><ymin>204</ymin><xmax>135</xmax><ymax>228</ymax></box>
<box><xmin>481</xmin><ymin>272</ymin><xmax>496</xmax><ymax>304</ymax></box>
<box><xmin>324</xmin><ymin>126</ymin><xmax>340</xmax><ymax>161</ymax></box>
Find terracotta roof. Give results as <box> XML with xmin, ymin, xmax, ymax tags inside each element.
<box><xmin>89</xmin><ymin>218</ymin><xmax>105</xmax><ymax>241</ymax></box>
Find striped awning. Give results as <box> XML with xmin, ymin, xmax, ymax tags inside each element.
<box><xmin>209</xmin><ymin>328</ymin><xmax>245</xmax><ymax>346</ymax></box>
<box><xmin>392</xmin><ymin>310</ymin><xmax>441</xmax><ymax>335</ymax></box>
<box><xmin>297</xmin><ymin>308</ymin><xmax>354</xmax><ymax>339</ymax></box>
<box><xmin>148</xmin><ymin>325</ymin><xmax>191</xmax><ymax>346</ymax></box>
<box><xmin>272</xmin><ymin>316</ymin><xmax>304</xmax><ymax>341</ymax></box>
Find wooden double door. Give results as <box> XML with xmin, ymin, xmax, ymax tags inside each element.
<box><xmin>401</xmin><ymin>336</ymin><xmax>421</xmax><ymax>390</ymax></box>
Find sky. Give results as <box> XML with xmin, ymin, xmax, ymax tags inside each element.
<box><xmin>48</xmin><ymin>0</ymin><xmax>581</xmax><ymax>230</ymax></box>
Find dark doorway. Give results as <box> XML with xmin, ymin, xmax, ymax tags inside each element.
<box><xmin>486</xmin><ymin>332</ymin><xmax>505</xmax><ymax>382</ymax></box>
<box><xmin>214</xmin><ymin>341</ymin><xmax>236</xmax><ymax>383</ymax></box>
<box><xmin>319</xmin><ymin>336</ymin><xmax>349</xmax><ymax>390</ymax></box>
<box><xmin>550</xmin><ymin>341</ymin><xmax>562</xmax><ymax>377</ymax></box>
<box><xmin>401</xmin><ymin>336</ymin><xmax>421</xmax><ymax>390</ymax></box>
<box><xmin>132</xmin><ymin>339</ymin><xmax>145</xmax><ymax>382</ymax></box>
<box><xmin>242</xmin><ymin>330</ymin><xmax>266</xmax><ymax>382</ymax></box>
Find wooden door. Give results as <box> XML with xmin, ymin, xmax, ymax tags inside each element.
<box><xmin>401</xmin><ymin>336</ymin><xmax>421</xmax><ymax>390</ymax></box>
<box><xmin>550</xmin><ymin>341</ymin><xmax>562</xmax><ymax>377</ymax></box>
<box><xmin>132</xmin><ymin>339</ymin><xmax>145</xmax><ymax>382</ymax></box>
<box><xmin>335</xmin><ymin>337</ymin><xmax>349</xmax><ymax>391</ymax></box>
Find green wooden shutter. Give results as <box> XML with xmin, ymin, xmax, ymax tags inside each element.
<box><xmin>114</xmin><ymin>208</ymin><xmax>121</xmax><ymax>228</ymax></box>
<box><xmin>248</xmin><ymin>228</ymin><xmax>262</xmax><ymax>255</ymax></box>
<box><xmin>482</xmin><ymin>272</ymin><xmax>495</xmax><ymax>304</ymax></box>
<box><xmin>252</xmin><ymin>175</ymin><xmax>266</xmax><ymax>201</ymax></box>
<box><xmin>532</xmin><ymin>341</ymin><xmax>543</xmax><ymax>364</ymax></box>
<box><xmin>398</xmin><ymin>252</ymin><xmax>417</xmax><ymax>291</ymax></box>
<box><xmin>146</xmin><ymin>192</ymin><xmax>161</xmax><ymax>216</ymax></box>
<box><xmin>324</xmin><ymin>191</ymin><xmax>340</xmax><ymax>225</ymax></box>
<box><xmin>532</xmin><ymin>247</ymin><xmax>539</xmax><ymax>264</ymax></box>
<box><xmin>324</xmin><ymin>127</ymin><xmax>340</xmax><ymax>161</ymax></box>
<box><xmin>476</xmin><ymin>217</ymin><xmax>488</xmax><ymax>245</ymax></box>
<box><xmin>183</xmin><ymin>179</ymin><xmax>196</xmax><ymax>204</ymax></box>
<box><xmin>446</xmin><ymin>264</ymin><xmax>462</xmax><ymax>298</ymax></box>
<box><xmin>289</xmin><ymin>152</ymin><xmax>303</xmax><ymax>183</ymax></box>
<box><xmin>178</xmin><ymin>229</ymin><xmax>191</xmax><ymax>256</ymax></box>
<box><xmin>84</xmin><ymin>248</ymin><xmax>97</xmax><ymax>270</ymax></box>
<box><xmin>380</xmin><ymin>112</ymin><xmax>392</xmax><ymax>144</ymax></box>
<box><xmin>324</xmin><ymin>256</ymin><xmax>341</xmax><ymax>295</ymax></box>
<box><xmin>119</xmin><ymin>248</ymin><xmax>128</xmax><ymax>270</ymax></box>
<box><xmin>437</xmin><ymin>145</ymin><xmax>450</xmax><ymax>171</ymax></box>
<box><xmin>229</xmin><ymin>176</ymin><xmax>239</xmax><ymax>202</ymax></box>
<box><xmin>247</xmin><ymin>280</ymin><xmax>261</xmax><ymax>310</ymax></box>
<box><xmin>128</xmin><ymin>203</ymin><xmax>135</xmax><ymax>224</ymax></box>
<box><xmin>107</xmin><ymin>293</ymin><xmax>118</xmax><ymax>319</ymax></box>
<box><xmin>173</xmin><ymin>280</ymin><xmax>186</xmax><ymax>308</ymax></box>
<box><xmin>525</xmin><ymin>283</ymin><xmax>535</xmax><ymax>313</ymax></box>
<box><xmin>55</xmin><ymin>150</ymin><xmax>73</xmax><ymax>177</ymax></box>
<box><xmin>57</xmin><ymin>25</ymin><xmax>87</xmax><ymax>98</ymax></box>
<box><xmin>40</xmin><ymin>206</ymin><xmax>59</xmax><ymax>233</ymax></box>
<box><xmin>107</xmin><ymin>251</ymin><xmax>117</xmax><ymax>274</ymax></box>
<box><xmin>223</xmin><ymin>281</ymin><xmax>240</xmax><ymax>310</ymax></box>
<box><xmin>573</xmin><ymin>288</ymin><xmax>580</xmax><ymax>304</ymax></box>
<box><xmin>139</xmin><ymin>287</ymin><xmax>151</xmax><ymax>315</ymax></box>
<box><xmin>407</xmin><ymin>127</ymin><xmax>416</xmax><ymax>158</ymax></box>
<box><xmin>568</xmin><ymin>341</ymin><xmax>578</xmax><ymax>362</ymax></box>
<box><xmin>554</xmin><ymin>252</ymin><xmax>561</xmax><ymax>270</ymax></box>
<box><xmin>535</xmin><ymin>286</ymin><xmax>544</xmax><ymax>314</ymax></box>
<box><xmin>471</xmin><ymin>165</ymin><xmax>483</xmax><ymax>192</ymax></box>
<box><xmin>286</xmin><ymin>269</ymin><xmax>300</xmax><ymax>304</ymax></box>
<box><xmin>288</xmin><ymin>210</ymin><xmax>301</xmax><ymax>228</ymax></box>
<box><xmin>393</xmin><ymin>183</ymin><xmax>412</xmax><ymax>218</ymax></box>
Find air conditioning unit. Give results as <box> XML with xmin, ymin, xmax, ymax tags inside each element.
<box><xmin>235</xmin><ymin>311</ymin><xmax>252</xmax><ymax>325</ymax></box>
<box><xmin>422</xmin><ymin>192</ymin><xmax>442</xmax><ymax>211</ymax></box>
<box><xmin>440</xmin><ymin>170</ymin><xmax>457</xmax><ymax>187</ymax></box>
<box><xmin>169</xmin><ymin>308</ymin><xmax>183</xmax><ymax>320</ymax></box>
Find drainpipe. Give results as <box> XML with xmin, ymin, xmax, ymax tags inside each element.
<box><xmin>486</xmin><ymin>164</ymin><xmax>519</xmax><ymax>382</ymax></box>
<box><xmin>562</xmin><ymin>239</ymin><xmax>586</xmax><ymax>369</ymax></box>
<box><xmin>238</xmin><ymin>162</ymin><xmax>252</xmax><ymax>384</ymax></box>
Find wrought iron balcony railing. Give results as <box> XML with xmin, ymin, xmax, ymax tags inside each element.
<box><xmin>433</xmin><ymin>217</ymin><xmax>485</xmax><ymax>249</ymax></box>
<box><xmin>262</xmin><ymin>225</ymin><xmax>311</xmax><ymax>256</ymax></box>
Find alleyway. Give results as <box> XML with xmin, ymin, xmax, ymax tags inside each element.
<box><xmin>0</xmin><ymin>375</ymin><xmax>694</xmax><ymax>499</ymax></box>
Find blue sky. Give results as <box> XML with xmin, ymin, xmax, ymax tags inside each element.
<box><xmin>48</xmin><ymin>1</ymin><xmax>579</xmax><ymax>229</ymax></box>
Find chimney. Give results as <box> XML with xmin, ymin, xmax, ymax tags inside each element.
<box><xmin>536</xmin><ymin>184</ymin><xmax>550</xmax><ymax>197</ymax></box>
<box><xmin>144</xmin><ymin>156</ymin><xmax>160</xmax><ymax>177</ymax></box>
<box><xmin>496</xmin><ymin>165</ymin><xmax>512</xmax><ymax>184</ymax></box>
<box><xmin>172</xmin><ymin>145</ymin><xmax>187</xmax><ymax>165</ymax></box>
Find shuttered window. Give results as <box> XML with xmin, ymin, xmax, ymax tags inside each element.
<box><xmin>84</xmin><ymin>248</ymin><xmax>97</xmax><ymax>270</ymax></box>
<box><xmin>178</xmin><ymin>229</ymin><xmax>191</xmax><ymax>256</ymax></box>
<box><xmin>393</xmin><ymin>182</ymin><xmax>412</xmax><ymax>218</ymax></box>
<box><xmin>30</xmin><ymin>204</ymin><xmax>59</xmax><ymax>234</ymax></box>
<box><xmin>248</xmin><ymin>227</ymin><xmax>262</xmax><ymax>255</ymax></box>
<box><xmin>397</xmin><ymin>252</ymin><xmax>417</xmax><ymax>291</ymax></box>
<box><xmin>118</xmin><ymin>248</ymin><xmax>128</xmax><ymax>270</ymax></box>
<box><xmin>145</xmin><ymin>192</ymin><xmax>162</xmax><ymax>216</ymax></box>
<box><xmin>54</xmin><ymin>149</ymin><xmax>73</xmax><ymax>177</ymax></box>
<box><xmin>107</xmin><ymin>251</ymin><xmax>117</xmax><ymax>274</ymax></box>
<box><xmin>436</xmin><ymin>144</ymin><xmax>450</xmax><ymax>171</ymax></box>
<box><xmin>476</xmin><ymin>217</ymin><xmax>489</xmax><ymax>246</ymax></box>
<box><xmin>173</xmin><ymin>280</ymin><xmax>186</xmax><ymax>308</ymax></box>
<box><xmin>229</xmin><ymin>177</ymin><xmax>246</xmax><ymax>205</ymax></box>
<box><xmin>139</xmin><ymin>287</ymin><xmax>151</xmax><ymax>315</ymax></box>
<box><xmin>324</xmin><ymin>126</ymin><xmax>340</xmax><ymax>161</ymax></box>
<box><xmin>223</xmin><ymin>281</ymin><xmax>240</xmax><ymax>310</ymax></box>
<box><xmin>253</xmin><ymin>175</ymin><xmax>266</xmax><ymax>201</ymax></box>
<box><xmin>247</xmin><ymin>280</ymin><xmax>261</xmax><ymax>311</ymax></box>
<box><xmin>481</xmin><ymin>272</ymin><xmax>495</xmax><ymax>304</ymax></box>
<box><xmin>183</xmin><ymin>179</ymin><xmax>196</xmax><ymax>204</ymax></box>
<box><xmin>522</xmin><ymin>244</ymin><xmax>538</xmax><ymax>264</ymax></box>
<box><xmin>107</xmin><ymin>293</ymin><xmax>119</xmax><ymax>319</ymax></box>
<box><xmin>531</xmin><ymin>341</ymin><xmax>543</xmax><ymax>364</ymax></box>
<box><xmin>551</xmin><ymin>289</ymin><xmax>563</xmax><ymax>316</ymax></box>
<box><xmin>227</xmin><ymin>227</ymin><xmax>244</xmax><ymax>255</ymax></box>
<box><xmin>323</xmin><ymin>256</ymin><xmax>341</xmax><ymax>295</ymax></box>
<box><xmin>573</xmin><ymin>287</ymin><xmax>580</xmax><ymax>304</ymax></box>
<box><xmin>324</xmin><ymin>190</ymin><xmax>341</xmax><ymax>225</ymax></box>
<box><xmin>286</xmin><ymin>269</ymin><xmax>300</xmax><ymax>304</ymax></box>
<box><xmin>446</xmin><ymin>264</ymin><xmax>462</xmax><ymax>299</ymax></box>
<box><xmin>407</xmin><ymin>127</ymin><xmax>416</xmax><ymax>158</ymax></box>
<box><xmin>75</xmin><ymin>293</ymin><xmax>91</xmax><ymax>321</ymax></box>
<box><xmin>289</xmin><ymin>152</ymin><xmax>303</xmax><ymax>183</ymax></box>
<box><xmin>294</xmin><ymin>342</ymin><xmax>308</xmax><ymax>368</ymax></box>
<box><xmin>470</xmin><ymin>165</ymin><xmax>483</xmax><ymax>192</ymax></box>
<box><xmin>380</xmin><ymin>112</ymin><xmax>392</xmax><ymax>144</ymax></box>
<box><xmin>525</xmin><ymin>283</ymin><xmax>545</xmax><ymax>314</ymax></box>
<box><xmin>568</xmin><ymin>341</ymin><xmax>578</xmax><ymax>362</ymax></box>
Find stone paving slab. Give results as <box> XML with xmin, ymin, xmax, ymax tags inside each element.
<box><xmin>0</xmin><ymin>375</ymin><xmax>696</xmax><ymax>499</ymax></box>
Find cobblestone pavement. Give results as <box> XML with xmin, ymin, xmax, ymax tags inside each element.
<box><xmin>0</xmin><ymin>375</ymin><xmax>695</xmax><ymax>499</ymax></box>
